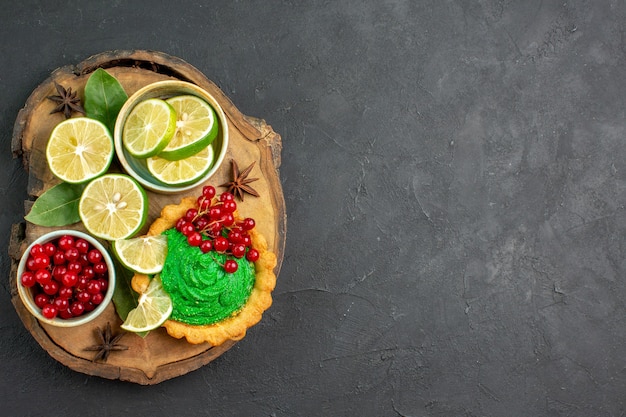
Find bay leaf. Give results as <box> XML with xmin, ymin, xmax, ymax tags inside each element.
<box><xmin>24</xmin><ymin>182</ymin><xmax>84</xmax><ymax>226</ymax></box>
<box><xmin>84</xmin><ymin>68</ymin><xmax>128</xmax><ymax>133</ymax></box>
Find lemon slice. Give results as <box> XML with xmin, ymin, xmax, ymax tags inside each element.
<box><xmin>112</xmin><ymin>235</ymin><xmax>168</xmax><ymax>274</ymax></box>
<box><xmin>121</xmin><ymin>275</ymin><xmax>173</xmax><ymax>333</ymax></box>
<box><xmin>78</xmin><ymin>174</ymin><xmax>148</xmax><ymax>240</ymax></box>
<box><xmin>46</xmin><ymin>117</ymin><xmax>114</xmax><ymax>183</ymax></box>
<box><xmin>146</xmin><ymin>145</ymin><xmax>214</xmax><ymax>185</ymax></box>
<box><xmin>122</xmin><ymin>98</ymin><xmax>177</xmax><ymax>158</ymax></box>
<box><xmin>157</xmin><ymin>95</ymin><xmax>219</xmax><ymax>161</ymax></box>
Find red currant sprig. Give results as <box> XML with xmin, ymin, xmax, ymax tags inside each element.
<box><xmin>175</xmin><ymin>185</ymin><xmax>259</xmax><ymax>273</ymax></box>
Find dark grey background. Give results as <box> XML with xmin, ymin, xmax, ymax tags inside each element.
<box><xmin>1</xmin><ymin>1</ymin><xmax>625</xmax><ymax>416</ymax></box>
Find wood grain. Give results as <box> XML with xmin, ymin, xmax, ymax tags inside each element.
<box><xmin>9</xmin><ymin>50</ymin><xmax>285</xmax><ymax>384</ymax></box>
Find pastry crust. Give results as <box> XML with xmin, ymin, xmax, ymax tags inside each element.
<box><xmin>131</xmin><ymin>197</ymin><xmax>277</xmax><ymax>346</ymax></box>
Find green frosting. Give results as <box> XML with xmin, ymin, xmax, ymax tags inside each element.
<box><xmin>160</xmin><ymin>228</ymin><xmax>255</xmax><ymax>325</ymax></box>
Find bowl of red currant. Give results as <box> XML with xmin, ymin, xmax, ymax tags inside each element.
<box><xmin>16</xmin><ymin>230</ymin><xmax>115</xmax><ymax>327</ymax></box>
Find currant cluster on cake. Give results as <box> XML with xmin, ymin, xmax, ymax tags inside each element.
<box><xmin>175</xmin><ymin>185</ymin><xmax>259</xmax><ymax>273</ymax></box>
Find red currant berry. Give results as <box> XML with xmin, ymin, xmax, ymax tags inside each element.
<box><xmin>35</xmin><ymin>269</ymin><xmax>52</xmax><ymax>285</ymax></box>
<box><xmin>21</xmin><ymin>271</ymin><xmax>36</xmax><ymax>287</ymax></box>
<box><xmin>65</xmin><ymin>247</ymin><xmax>80</xmax><ymax>262</ymax></box>
<box><xmin>42</xmin><ymin>242</ymin><xmax>57</xmax><ymax>257</ymax></box>
<box><xmin>58</xmin><ymin>286</ymin><xmax>74</xmax><ymax>299</ymax></box>
<box><xmin>91</xmin><ymin>293</ymin><xmax>104</xmax><ymax>305</ymax></box>
<box><xmin>202</xmin><ymin>185</ymin><xmax>216</xmax><ymax>199</ymax></box>
<box><xmin>58</xmin><ymin>235</ymin><xmax>74</xmax><ymax>251</ymax></box>
<box><xmin>53</xmin><ymin>251</ymin><xmax>66</xmax><ymax>265</ymax></box>
<box><xmin>78</xmin><ymin>253</ymin><xmax>90</xmax><ymax>266</ymax></box>
<box><xmin>209</xmin><ymin>207</ymin><xmax>222</xmax><ymax>220</ymax></box>
<box><xmin>26</xmin><ymin>256</ymin><xmax>37</xmax><ymax>271</ymax></box>
<box><xmin>222</xmin><ymin>200</ymin><xmax>237</xmax><ymax>213</ymax></box>
<box><xmin>221</xmin><ymin>213</ymin><xmax>235</xmax><ymax>227</ymax></box>
<box><xmin>231</xmin><ymin>244</ymin><xmax>246</xmax><ymax>258</ymax></box>
<box><xmin>76</xmin><ymin>275</ymin><xmax>89</xmax><ymax>290</ymax></box>
<box><xmin>70</xmin><ymin>302</ymin><xmax>85</xmax><ymax>317</ymax></box>
<box><xmin>195</xmin><ymin>216</ymin><xmax>209</xmax><ymax>231</ymax></box>
<box><xmin>213</xmin><ymin>236</ymin><xmax>229</xmax><ymax>253</ymax></box>
<box><xmin>42</xmin><ymin>281</ymin><xmax>59</xmax><ymax>296</ymax></box>
<box><xmin>93</xmin><ymin>262</ymin><xmax>108</xmax><ymax>275</ymax></box>
<box><xmin>98</xmin><ymin>278</ymin><xmax>108</xmax><ymax>292</ymax></box>
<box><xmin>87</xmin><ymin>249</ymin><xmax>102</xmax><ymax>264</ymax></box>
<box><xmin>246</xmin><ymin>248</ymin><xmax>260</xmax><ymax>262</ymax></box>
<box><xmin>197</xmin><ymin>196</ymin><xmax>211</xmax><ymax>211</ymax></box>
<box><xmin>83</xmin><ymin>302</ymin><xmax>96</xmax><ymax>313</ymax></box>
<box><xmin>82</xmin><ymin>266</ymin><xmax>95</xmax><ymax>280</ymax></box>
<box><xmin>41</xmin><ymin>304</ymin><xmax>58</xmax><ymax>319</ymax></box>
<box><xmin>61</xmin><ymin>272</ymin><xmax>78</xmax><ymax>287</ymax></box>
<box><xmin>76</xmin><ymin>290</ymin><xmax>91</xmax><ymax>303</ymax></box>
<box><xmin>52</xmin><ymin>265</ymin><xmax>67</xmax><ymax>280</ymax></box>
<box><xmin>175</xmin><ymin>217</ymin><xmax>186</xmax><ymax>232</ymax></box>
<box><xmin>53</xmin><ymin>297</ymin><xmax>69</xmax><ymax>312</ymax></box>
<box><xmin>30</xmin><ymin>244</ymin><xmax>44</xmax><ymax>257</ymax></box>
<box><xmin>223</xmin><ymin>259</ymin><xmax>238</xmax><ymax>273</ymax></box>
<box><xmin>241</xmin><ymin>234</ymin><xmax>252</xmax><ymax>247</ymax></box>
<box><xmin>200</xmin><ymin>240</ymin><xmax>213</xmax><ymax>253</ymax></box>
<box><xmin>32</xmin><ymin>254</ymin><xmax>50</xmax><ymax>270</ymax></box>
<box><xmin>241</xmin><ymin>217</ymin><xmax>256</xmax><ymax>230</ymax></box>
<box><xmin>187</xmin><ymin>232</ymin><xmax>203</xmax><ymax>247</ymax></box>
<box><xmin>220</xmin><ymin>192</ymin><xmax>234</xmax><ymax>202</ymax></box>
<box><xmin>34</xmin><ymin>294</ymin><xmax>50</xmax><ymax>309</ymax></box>
<box><xmin>67</xmin><ymin>261</ymin><xmax>82</xmax><ymax>274</ymax></box>
<box><xmin>227</xmin><ymin>230</ymin><xmax>243</xmax><ymax>244</ymax></box>
<box><xmin>87</xmin><ymin>280</ymin><xmax>102</xmax><ymax>295</ymax></box>
<box><xmin>59</xmin><ymin>309</ymin><xmax>74</xmax><ymax>319</ymax></box>
<box><xmin>181</xmin><ymin>222</ymin><xmax>196</xmax><ymax>237</ymax></box>
<box><xmin>185</xmin><ymin>208</ymin><xmax>198</xmax><ymax>222</ymax></box>
<box><xmin>75</xmin><ymin>238</ymin><xmax>90</xmax><ymax>254</ymax></box>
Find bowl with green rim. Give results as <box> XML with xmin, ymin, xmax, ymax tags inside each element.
<box><xmin>113</xmin><ymin>80</ymin><xmax>229</xmax><ymax>194</ymax></box>
<box><xmin>16</xmin><ymin>230</ymin><xmax>116</xmax><ymax>328</ymax></box>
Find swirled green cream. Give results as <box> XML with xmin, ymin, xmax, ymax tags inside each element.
<box><xmin>160</xmin><ymin>228</ymin><xmax>255</xmax><ymax>325</ymax></box>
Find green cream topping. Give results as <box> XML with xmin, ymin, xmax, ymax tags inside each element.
<box><xmin>160</xmin><ymin>228</ymin><xmax>255</xmax><ymax>326</ymax></box>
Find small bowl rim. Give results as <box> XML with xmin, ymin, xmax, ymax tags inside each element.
<box><xmin>16</xmin><ymin>230</ymin><xmax>116</xmax><ymax>328</ymax></box>
<box><xmin>113</xmin><ymin>80</ymin><xmax>229</xmax><ymax>194</ymax></box>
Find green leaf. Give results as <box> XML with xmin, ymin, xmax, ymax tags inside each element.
<box><xmin>84</xmin><ymin>68</ymin><xmax>128</xmax><ymax>133</ymax></box>
<box><xmin>24</xmin><ymin>182</ymin><xmax>85</xmax><ymax>226</ymax></box>
<box><xmin>112</xmin><ymin>258</ymin><xmax>149</xmax><ymax>338</ymax></box>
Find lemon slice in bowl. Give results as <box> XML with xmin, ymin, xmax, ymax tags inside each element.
<box><xmin>46</xmin><ymin>117</ymin><xmax>114</xmax><ymax>183</ymax></box>
<box><xmin>121</xmin><ymin>275</ymin><xmax>173</xmax><ymax>333</ymax></box>
<box><xmin>122</xmin><ymin>98</ymin><xmax>177</xmax><ymax>158</ymax></box>
<box><xmin>157</xmin><ymin>95</ymin><xmax>219</xmax><ymax>161</ymax></box>
<box><xmin>112</xmin><ymin>235</ymin><xmax>168</xmax><ymax>275</ymax></box>
<box><xmin>78</xmin><ymin>174</ymin><xmax>148</xmax><ymax>240</ymax></box>
<box><xmin>146</xmin><ymin>145</ymin><xmax>214</xmax><ymax>185</ymax></box>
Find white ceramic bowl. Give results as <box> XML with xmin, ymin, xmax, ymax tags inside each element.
<box><xmin>16</xmin><ymin>230</ymin><xmax>115</xmax><ymax>327</ymax></box>
<box><xmin>114</xmin><ymin>80</ymin><xmax>229</xmax><ymax>194</ymax></box>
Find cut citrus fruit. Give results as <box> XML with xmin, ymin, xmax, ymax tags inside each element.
<box><xmin>122</xmin><ymin>98</ymin><xmax>177</xmax><ymax>158</ymax></box>
<box><xmin>112</xmin><ymin>235</ymin><xmax>168</xmax><ymax>275</ymax></box>
<box><xmin>157</xmin><ymin>95</ymin><xmax>219</xmax><ymax>161</ymax></box>
<box><xmin>78</xmin><ymin>174</ymin><xmax>148</xmax><ymax>241</ymax></box>
<box><xmin>121</xmin><ymin>275</ymin><xmax>173</xmax><ymax>333</ymax></box>
<box><xmin>46</xmin><ymin>117</ymin><xmax>114</xmax><ymax>183</ymax></box>
<box><xmin>146</xmin><ymin>145</ymin><xmax>214</xmax><ymax>185</ymax></box>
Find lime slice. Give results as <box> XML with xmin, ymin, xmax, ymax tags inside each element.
<box><xmin>122</xmin><ymin>98</ymin><xmax>177</xmax><ymax>158</ymax></box>
<box><xmin>121</xmin><ymin>275</ymin><xmax>173</xmax><ymax>333</ymax></box>
<box><xmin>146</xmin><ymin>145</ymin><xmax>214</xmax><ymax>185</ymax></box>
<box><xmin>78</xmin><ymin>174</ymin><xmax>148</xmax><ymax>240</ymax></box>
<box><xmin>157</xmin><ymin>95</ymin><xmax>219</xmax><ymax>161</ymax></box>
<box><xmin>46</xmin><ymin>117</ymin><xmax>113</xmax><ymax>183</ymax></box>
<box><xmin>112</xmin><ymin>235</ymin><xmax>168</xmax><ymax>275</ymax></box>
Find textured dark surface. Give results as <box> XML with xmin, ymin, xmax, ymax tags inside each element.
<box><xmin>1</xmin><ymin>1</ymin><xmax>626</xmax><ymax>416</ymax></box>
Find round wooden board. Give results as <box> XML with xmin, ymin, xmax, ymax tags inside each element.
<box><xmin>8</xmin><ymin>50</ymin><xmax>285</xmax><ymax>385</ymax></box>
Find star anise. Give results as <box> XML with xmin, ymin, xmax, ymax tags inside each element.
<box><xmin>220</xmin><ymin>159</ymin><xmax>260</xmax><ymax>201</ymax></box>
<box><xmin>84</xmin><ymin>322</ymin><xmax>128</xmax><ymax>363</ymax></box>
<box><xmin>47</xmin><ymin>81</ymin><xmax>86</xmax><ymax>119</ymax></box>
